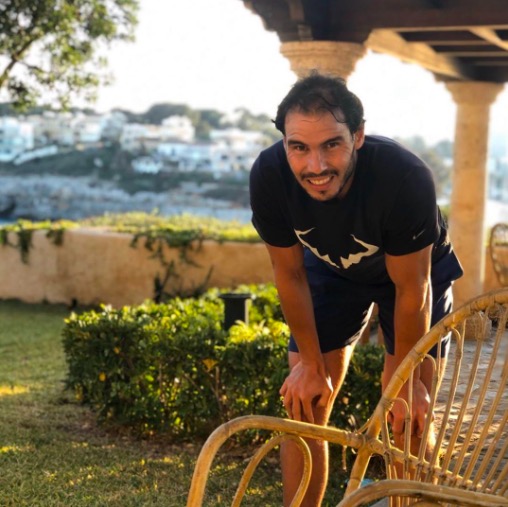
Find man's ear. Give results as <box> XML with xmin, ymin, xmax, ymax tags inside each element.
<box><xmin>353</xmin><ymin>123</ymin><xmax>365</xmax><ymax>150</ymax></box>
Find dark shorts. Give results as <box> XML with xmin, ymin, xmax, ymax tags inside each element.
<box><xmin>288</xmin><ymin>251</ymin><xmax>454</xmax><ymax>358</ymax></box>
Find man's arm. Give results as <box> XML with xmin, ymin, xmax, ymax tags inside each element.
<box><xmin>384</xmin><ymin>244</ymin><xmax>433</xmax><ymax>435</ymax></box>
<box><xmin>265</xmin><ymin>242</ymin><xmax>333</xmax><ymax>423</ymax></box>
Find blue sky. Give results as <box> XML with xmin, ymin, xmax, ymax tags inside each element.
<box><xmin>93</xmin><ymin>0</ymin><xmax>508</xmax><ymax>146</ymax></box>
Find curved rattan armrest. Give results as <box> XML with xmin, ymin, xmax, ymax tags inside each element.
<box><xmin>336</xmin><ymin>479</ymin><xmax>508</xmax><ymax>507</ymax></box>
<box><xmin>186</xmin><ymin>414</ymin><xmax>366</xmax><ymax>507</ymax></box>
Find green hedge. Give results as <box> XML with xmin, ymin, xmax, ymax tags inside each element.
<box><xmin>62</xmin><ymin>284</ymin><xmax>384</xmax><ymax>440</ymax></box>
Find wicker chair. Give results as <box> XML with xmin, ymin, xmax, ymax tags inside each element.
<box><xmin>490</xmin><ymin>223</ymin><xmax>508</xmax><ymax>287</ymax></box>
<box><xmin>187</xmin><ymin>289</ymin><xmax>508</xmax><ymax>507</ymax></box>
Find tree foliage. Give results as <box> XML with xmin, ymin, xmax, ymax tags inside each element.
<box><xmin>144</xmin><ymin>103</ymin><xmax>194</xmax><ymax>125</ymax></box>
<box><xmin>194</xmin><ymin>108</ymin><xmax>226</xmax><ymax>140</ymax></box>
<box><xmin>234</xmin><ymin>106</ymin><xmax>280</xmax><ymax>143</ymax></box>
<box><xmin>0</xmin><ymin>0</ymin><xmax>139</xmax><ymax>109</ymax></box>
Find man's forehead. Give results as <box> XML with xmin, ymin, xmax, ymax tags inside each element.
<box><xmin>287</xmin><ymin>106</ymin><xmax>346</xmax><ymax>123</ymax></box>
<box><xmin>284</xmin><ymin>108</ymin><xmax>350</xmax><ymax>139</ymax></box>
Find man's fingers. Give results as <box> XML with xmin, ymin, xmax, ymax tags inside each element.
<box><xmin>315</xmin><ymin>389</ymin><xmax>330</xmax><ymax>408</ymax></box>
<box><xmin>302</xmin><ymin>398</ymin><xmax>314</xmax><ymax>424</ymax></box>
<box><xmin>279</xmin><ymin>364</ymin><xmax>334</xmax><ymax>423</ymax></box>
<box><xmin>282</xmin><ymin>392</ymin><xmax>292</xmax><ymax>419</ymax></box>
<box><xmin>292</xmin><ymin>397</ymin><xmax>302</xmax><ymax>421</ymax></box>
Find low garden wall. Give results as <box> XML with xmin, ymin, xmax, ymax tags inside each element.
<box><xmin>0</xmin><ymin>228</ymin><xmax>501</xmax><ymax>307</ymax></box>
<box><xmin>0</xmin><ymin>228</ymin><xmax>274</xmax><ymax>307</ymax></box>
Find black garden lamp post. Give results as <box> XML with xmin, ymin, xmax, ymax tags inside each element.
<box><xmin>219</xmin><ymin>292</ymin><xmax>252</xmax><ymax>330</ymax></box>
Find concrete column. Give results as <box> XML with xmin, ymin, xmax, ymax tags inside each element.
<box><xmin>445</xmin><ymin>81</ymin><xmax>503</xmax><ymax>305</ymax></box>
<box><xmin>280</xmin><ymin>40</ymin><xmax>366</xmax><ymax>79</ymax></box>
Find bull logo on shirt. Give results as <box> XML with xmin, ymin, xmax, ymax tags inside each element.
<box><xmin>295</xmin><ymin>228</ymin><xmax>379</xmax><ymax>270</ymax></box>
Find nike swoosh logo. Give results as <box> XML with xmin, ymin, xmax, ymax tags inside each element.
<box><xmin>413</xmin><ymin>229</ymin><xmax>425</xmax><ymax>240</ymax></box>
<box><xmin>340</xmin><ymin>235</ymin><xmax>379</xmax><ymax>269</ymax></box>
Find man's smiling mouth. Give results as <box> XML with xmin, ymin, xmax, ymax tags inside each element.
<box><xmin>302</xmin><ymin>170</ymin><xmax>338</xmax><ymax>187</ymax></box>
<box><xmin>307</xmin><ymin>175</ymin><xmax>333</xmax><ymax>186</ymax></box>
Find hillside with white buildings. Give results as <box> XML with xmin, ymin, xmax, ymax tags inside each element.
<box><xmin>0</xmin><ymin>110</ymin><xmax>268</xmax><ymax>176</ymax></box>
<box><xmin>0</xmin><ymin>108</ymin><xmax>506</xmax><ymax>223</ymax></box>
<box><xmin>0</xmin><ymin>109</ymin><xmax>272</xmax><ymax>221</ymax></box>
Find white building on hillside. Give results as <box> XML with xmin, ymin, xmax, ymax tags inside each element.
<box><xmin>156</xmin><ymin>128</ymin><xmax>268</xmax><ymax>173</ymax></box>
<box><xmin>132</xmin><ymin>156</ymin><xmax>164</xmax><ymax>174</ymax></box>
<box><xmin>30</xmin><ymin>111</ymin><xmax>75</xmax><ymax>146</ymax></box>
<box><xmin>161</xmin><ymin>115</ymin><xmax>195</xmax><ymax>142</ymax></box>
<box><xmin>101</xmin><ymin>111</ymin><xmax>128</xmax><ymax>142</ymax></box>
<box><xmin>120</xmin><ymin>121</ymin><xmax>191</xmax><ymax>152</ymax></box>
<box><xmin>210</xmin><ymin>128</ymin><xmax>266</xmax><ymax>171</ymax></box>
<box><xmin>0</xmin><ymin>117</ymin><xmax>34</xmax><ymax>162</ymax></box>
<box><xmin>157</xmin><ymin>140</ymin><xmax>215</xmax><ymax>171</ymax></box>
<box><xmin>74</xmin><ymin>114</ymin><xmax>105</xmax><ymax>145</ymax></box>
<box><xmin>120</xmin><ymin>123</ymin><xmax>152</xmax><ymax>151</ymax></box>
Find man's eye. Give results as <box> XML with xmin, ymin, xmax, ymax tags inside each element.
<box><xmin>327</xmin><ymin>141</ymin><xmax>340</xmax><ymax>149</ymax></box>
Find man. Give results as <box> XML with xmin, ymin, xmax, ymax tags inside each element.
<box><xmin>249</xmin><ymin>73</ymin><xmax>463</xmax><ymax>506</ymax></box>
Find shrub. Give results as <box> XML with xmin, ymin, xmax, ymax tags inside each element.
<box><xmin>62</xmin><ymin>285</ymin><xmax>290</xmax><ymax>438</ymax></box>
<box><xmin>62</xmin><ymin>284</ymin><xmax>384</xmax><ymax>440</ymax></box>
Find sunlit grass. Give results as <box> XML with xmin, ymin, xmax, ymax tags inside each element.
<box><xmin>0</xmin><ymin>385</ymin><xmax>29</xmax><ymax>396</ymax></box>
<box><xmin>0</xmin><ymin>298</ymin><xmax>356</xmax><ymax>506</ymax></box>
<box><xmin>0</xmin><ymin>299</ymin><xmax>288</xmax><ymax>506</ymax></box>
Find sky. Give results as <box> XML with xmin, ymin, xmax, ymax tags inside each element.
<box><xmin>93</xmin><ymin>0</ymin><xmax>508</xmax><ymax>147</ymax></box>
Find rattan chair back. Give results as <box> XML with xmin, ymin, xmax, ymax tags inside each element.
<box><xmin>342</xmin><ymin>289</ymin><xmax>508</xmax><ymax>506</ymax></box>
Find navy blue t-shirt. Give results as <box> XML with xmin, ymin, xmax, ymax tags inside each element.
<box><xmin>250</xmin><ymin>135</ymin><xmax>462</xmax><ymax>285</ymax></box>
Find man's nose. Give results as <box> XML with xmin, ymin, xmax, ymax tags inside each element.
<box><xmin>308</xmin><ymin>150</ymin><xmax>327</xmax><ymax>173</ymax></box>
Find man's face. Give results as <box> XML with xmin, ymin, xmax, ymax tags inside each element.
<box><xmin>283</xmin><ymin>109</ymin><xmax>365</xmax><ymax>201</ymax></box>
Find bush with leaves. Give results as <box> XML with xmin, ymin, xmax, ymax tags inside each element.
<box><xmin>63</xmin><ymin>284</ymin><xmax>384</xmax><ymax>440</ymax></box>
<box><xmin>63</xmin><ymin>285</ymin><xmax>289</xmax><ymax>438</ymax></box>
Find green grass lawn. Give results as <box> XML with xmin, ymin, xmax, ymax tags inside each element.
<box><xmin>0</xmin><ymin>300</ymin><xmax>283</xmax><ymax>506</ymax></box>
<box><xmin>0</xmin><ymin>299</ymin><xmax>353</xmax><ymax>506</ymax></box>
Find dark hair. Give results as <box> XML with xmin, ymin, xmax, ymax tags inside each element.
<box><xmin>274</xmin><ymin>73</ymin><xmax>365</xmax><ymax>135</ymax></box>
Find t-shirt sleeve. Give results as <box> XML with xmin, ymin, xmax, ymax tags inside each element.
<box><xmin>382</xmin><ymin>162</ymin><xmax>440</xmax><ymax>256</ymax></box>
<box><xmin>249</xmin><ymin>153</ymin><xmax>298</xmax><ymax>248</ymax></box>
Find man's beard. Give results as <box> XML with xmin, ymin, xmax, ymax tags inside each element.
<box><xmin>300</xmin><ymin>151</ymin><xmax>357</xmax><ymax>202</ymax></box>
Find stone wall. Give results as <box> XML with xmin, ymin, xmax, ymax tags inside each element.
<box><xmin>0</xmin><ymin>229</ymin><xmax>502</xmax><ymax>308</ymax></box>
<box><xmin>0</xmin><ymin>229</ymin><xmax>273</xmax><ymax>307</ymax></box>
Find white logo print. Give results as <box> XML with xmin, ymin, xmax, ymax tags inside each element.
<box><xmin>295</xmin><ymin>228</ymin><xmax>342</xmax><ymax>269</ymax></box>
<box><xmin>413</xmin><ymin>229</ymin><xmax>425</xmax><ymax>240</ymax></box>
<box><xmin>340</xmin><ymin>235</ymin><xmax>379</xmax><ymax>269</ymax></box>
<box><xmin>294</xmin><ymin>229</ymin><xmax>379</xmax><ymax>270</ymax></box>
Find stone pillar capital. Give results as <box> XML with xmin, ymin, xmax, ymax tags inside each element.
<box><xmin>445</xmin><ymin>81</ymin><xmax>503</xmax><ymax>106</ymax></box>
<box><xmin>280</xmin><ymin>40</ymin><xmax>366</xmax><ymax>80</ymax></box>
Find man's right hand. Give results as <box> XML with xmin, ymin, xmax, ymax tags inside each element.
<box><xmin>279</xmin><ymin>359</ymin><xmax>333</xmax><ymax>423</ymax></box>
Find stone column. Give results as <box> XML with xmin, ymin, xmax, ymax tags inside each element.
<box><xmin>280</xmin><ymin>41</ymin><xmax>366</xmax><ymax>80</ymax></box>
<box><xmin>445</xmin><ymin>81</ymin><xmax>503</xmax><ymax>306</ymax></box>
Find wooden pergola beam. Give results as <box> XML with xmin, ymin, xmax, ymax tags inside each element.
<box><xmin>366</xmin><ymin>29</ymin><xmax>471</xmax><ymax>79</ymax></box>
<box><xmin>471</xmin><ymin>27</ymin><xmax>508</xmax><ymax>51</ymax></box>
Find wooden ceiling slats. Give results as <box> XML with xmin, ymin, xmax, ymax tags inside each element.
<box><xmin>245</xmin><ymin>0</ymin><xmax>508</xmax><ymax>82</ymax></box>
